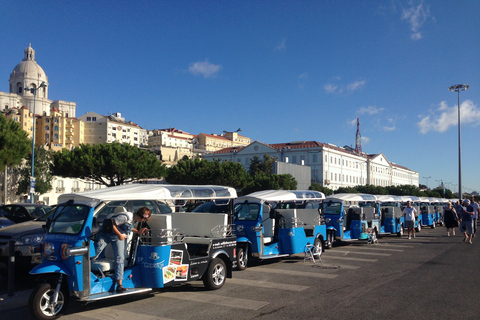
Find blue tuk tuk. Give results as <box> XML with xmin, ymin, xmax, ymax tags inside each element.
<box><xmin>323</xmin><ymin>193</ymin><xmax>380</xmax><ymax>244</ymax></box>
<box><xmin>376</xmin><ymin>195</ymin><xmax>405</xmax><ymax>236</ymax></box>
<box><xmin>233</xmin><ymin>190</ymin><xmax>328</xmax><ymax>270</ymax></box>
<box><xmin>420</xmin><ymin>197</ymin><xmax>437</xmax><ymax>228</ymax></box>
<box><xmin>28</xmin><ymin>184</ymin><xmax>237</xmax><ymax>320</ymax></box>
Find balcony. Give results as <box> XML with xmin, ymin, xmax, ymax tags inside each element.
<box><xmin>71</xmin><ymin>188</ymin><xmax>81</xmax><ymax>192</ymax></box>
<box><xmin>56</xmin><ymin>187</ymin><xmax>65</xmax><ymax>193</ymax></box>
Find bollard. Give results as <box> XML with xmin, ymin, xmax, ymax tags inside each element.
<box><xmin>7</xmin><ymin>240</ymin><xmax>15</xmax><ymax>297</ymax></box>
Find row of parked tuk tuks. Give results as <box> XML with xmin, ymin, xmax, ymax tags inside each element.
<box><xmin>27</xmin><ymin>184</ymin><xmax>449</xmax><ymax>320</ymax></box>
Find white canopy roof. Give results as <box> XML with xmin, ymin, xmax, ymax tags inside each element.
<box><xmin>375</xmin><ymin>195</ymin><xmax>403</xmax><ymax>202</ymax></box>
<box><xmin>58</xmin><ymin>184</ymin><xmax>237</xmax><ymax>207</ymax></box>
<box><xmin>236</xmin><ymin>190</ymin><xmax>325</xmax><ymax>204</ymax></box>
<box><xmin>326</xmin><ymin>193</ymin><xmax>377</xmax><ymax>202</ymax></box>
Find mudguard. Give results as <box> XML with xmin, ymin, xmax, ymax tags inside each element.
<box><xmin>327</xmin><ymin>226</ymin><xmax>337</xmax><ymax>232</ymax></box>
<box><xmin>236</xmin><ymin>236</ymin><xmax>252</xmax><ymax>244</ymax></box>
<box><xmin>29</xmin><ymin>261</ymin><xmax>71</xmax><ymax>276</ymax></box>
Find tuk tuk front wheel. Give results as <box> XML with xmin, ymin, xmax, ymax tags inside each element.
<box><xmin>313</xmin><ymin>237</ymin><xmax>323</xmax><ymax>257</ymax></box>
<box><xmin>203</xmin><ymin>258</ymin><xmax>226</xmax><ymax>290</ymax></box>
<box><xmin>29</xmin><ymin>282</ymin><xmax>69</xmax><ymax>320</ymax></box>
<box><xmin>236</xmin><ymin>246</ymin><xmax>249</xmax><ymax>271</ymax></box>
<box><xmin>326</xmin><ymin>232</ymin><xmax>334</xmax><ymax>249</ymax></box>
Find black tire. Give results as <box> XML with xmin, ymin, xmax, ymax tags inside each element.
<box><xmin>397</xmin><ymin>224</ymin><xmax>404</xmax><ymax>237</ymax></box>
<box><xmin>326</xmin><ymin>232</ymin><xmax>334</xmax><ymax>249</ymax></box>
<box><xmin>28</xmin><ymin>282</ymin><xmax>69</xmax><ymax>320</ymax></box>
<box><xmin>203</xmin><ymin>258</ymin><xmax>226</xmax><ymax>290</ymax></box>
<box><xmin>431</xmin><ymin>222</ymin><xmax>436</xmax><ymax>229</ymax></box>
<box><xmin>236</xmin><ymin>246</ymin><xmax>248</xmax><ymax>271</ymax></box>
<box><xmin>415</xmin><ymin>222</ymin><xmax>422</xmax><ymax>232</ymax></box>
<box><xmin>313</xmin><ymin>237</ymin><xmax>323</xmax><ymax>258</ymax></box>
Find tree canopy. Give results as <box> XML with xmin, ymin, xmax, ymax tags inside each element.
<box><xmin>16</xmin><ymin>146</ymin><xmax>53</xmax><ymax>196</ymax></box>
<box><xmin>51</xmin><ymin>142</ymin><xmax>166</xmax><ymax>186</ymax></box>
<box><xmin>0</xmin><ymin>116</ymin><xmax>30</xmax><ymax>171</ymax></box>
<box><xmin>167</xmin><ymin>157</ymin><xmax>249</xmax><ymax>190</ymax></box>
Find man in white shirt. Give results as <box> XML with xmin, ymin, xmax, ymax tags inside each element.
<box><xmin>403</xmin><ymin>201</ymin><xmax>417</xmax><ymax>240</ymax></box>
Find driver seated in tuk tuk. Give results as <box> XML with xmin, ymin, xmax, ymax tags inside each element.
<box><xmin>92</xmin><ymin>206</ymin><xmax>151</xmax><ymax>292</ymax></box>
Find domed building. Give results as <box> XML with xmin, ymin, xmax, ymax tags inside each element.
<box><xmin>0</xmin><ymin>43</ymin><xmax>76</xmax><ymax>118</ymax></box>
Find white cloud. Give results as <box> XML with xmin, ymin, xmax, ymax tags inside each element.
<box><xmin>324</xmin><ymin>78</ymin><xmax>366</xmax><ymax>94</ymax></box>
<box><xmin>276</xmin><ymin>38</ymin><xmax>286</xmax><ymax>51</ymax></box>
<box><xmin>298</xmin><ymin>73</ymin><xmax>308</xmax><ymax>80</ymax></box>
<box><xmin>401</xmin><ymin>0</ymin><xmax>432</xmax><ymax>41</ymax></box>
<box><xmin>324</xmin><ymin>83</ymin><xmax>338</xmax><ymax>94</ymax></box>
<box><xmin>361</xmin><ymin>136</ymin><xmax>370</xmax><ymax>144</ymax></box>
<box><xmin>357</xmin><ymin>106</ymin><xmax>384</xmax><ymax>115</ymax></box>
<box><xmin>417</xmin><ymin>100</ymin><xmax>480</xmax><ymax>134</ymax></box>
<box><xmin>188</xmin><ymin>60</ymin><xmax>222</xmax><ymax>78</ymax></box>
<box><xmin>347</xmin><ymin>80</ymin><xmax>366</xmax><ymax>92</ymax></box>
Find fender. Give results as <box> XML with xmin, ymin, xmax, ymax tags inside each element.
<box><xmin>30</xmin><ymin>261</ymin><xmax>71</xmax><ymax>276</ymax></box>
<box><xmin>236</xmin><ymin>236</ymin><xmax>252</xmax><ymax>244</ymax></box>
<box><xmin>327</xmin><ymin>226</ymin><xmax>337</xmax><ymax>232</ymax></box>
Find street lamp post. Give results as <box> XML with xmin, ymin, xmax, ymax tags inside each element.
<box><xmin>449</xmin><ymin>84</ymin><xmax>469</xmax><ymax>200</ymax></box>
<box><xmin>423</xmin><ymin>176</ymin><xmax>431</xmax><ymax>189</ymax></box>
<box><xmin>25</xmin><ymin>81</ymin><xmax>47</xmax><ymax>203</ymax></box>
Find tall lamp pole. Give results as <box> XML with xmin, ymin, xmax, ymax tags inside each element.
<box><xmin>423</xmin><ymin>176</ymin><xmax>431</xmax><ymax>189</ymax></box>
<box><xmin>25</xmin><ymin>81</ymin><xmax>47</xmax><ymax>203</ymax></box>
<box><xmin>449</xmin><ymin>84</ymin><xmax>469</xmax><ymax>200</ymax></box>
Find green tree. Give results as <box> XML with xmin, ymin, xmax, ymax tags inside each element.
<box><xmin>242</xmin><ymin>173</ymin><xmax>297</xmax><ymax>195</ymax></box>
<box><xmin>309</xmin><ymin>183</ymin><xmax>334</xmax><ymax>196</ymax></box>
<box><xmin>0</xmin><ymin>116</ymin><xmax>30</xmax><ymax>171</ymax></box>
<box><xmin>16</xmin><ymin>146</ymin><xmax>53</xmax><ymax>196</ymax></box>
<box><xmin>167</xmin><ymin>157</ymin><xmax>249</xmax><ymax>190</ymax></box>
<box><xmin>248</xmin><ymin>154</ymin><xmax>275</xmax><ymax>175</ymax></box>
<box><xmin>51</xmin><ymin>142</ymin><xmax>166</xmax><ymax>186</ymax></box>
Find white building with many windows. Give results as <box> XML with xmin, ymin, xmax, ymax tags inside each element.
<box><xmin>202</xmin><ymin>140</ymin><xmax>419</xmax><ymax>190</ymax></box>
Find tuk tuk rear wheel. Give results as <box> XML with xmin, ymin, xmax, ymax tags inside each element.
<box><xmin>397</xmin><ymin>225</ymin><xmax>404</xmax><ymax>237</ymax></box>
<box><xmin>313</xmin><ymin>237</ymin><xmax>323</xmax><ymax>257</ymax></box>
<box><xmin>431</xmin><ymin>222</ymin><xmax>436</xmax><ymax>229</ymax></box>
<box><xmin>203</xmin><ymin>258</ymin><xmax>226</xmax><ymax>290</ymax></box>
<box><xmin>236</xmin><ymin>246</ymin><xmax>248</xmax><ymax>271</ymax></box>
<box><xmin>415</xmin><ymin>223</ymin><xmax>422</xmax><ymax>232</ymax></box>
<box><xmin>28</xmin><ymin>282</ymin><xmax>69</xmax><ymax>320</ymax></box>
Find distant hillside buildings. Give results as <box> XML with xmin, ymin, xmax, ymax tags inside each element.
<box><xmin>1</xmin><ymin>44</ymin><xmax>419</xmax><ymax>203</ymax></box>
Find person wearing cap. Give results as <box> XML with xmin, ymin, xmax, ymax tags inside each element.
<box><xmin>93</xmin><ymin>206</ymin><xmax>151</xmax><ymax>292</ymax></box>
<box><xmin>460</xmin><ymin>199</ymin><xmax>475</xmax><ymax>244</ymax></box>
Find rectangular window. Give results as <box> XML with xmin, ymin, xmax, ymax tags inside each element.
<box><xmin>87</xmin><ymin>117</ymin><xmax>91</xmax><ymax>121</ymax></box>
<box><xmin>313</xmin><ymin>154</ymin><xmax>317</xmax><ymax>163</ymax></box>
<box><xmin>92</xmin><ymin>117</ymin><xmax>96</xmax><ymax>121</ymax></box>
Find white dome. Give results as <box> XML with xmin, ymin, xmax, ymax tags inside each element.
<box><xmin>9</xmin><ymin>44</ymin><xmax>48</xmax><ymax>96</ymax></box>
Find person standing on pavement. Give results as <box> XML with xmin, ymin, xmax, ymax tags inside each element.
<box><xmin>443</xmin><ymin>202</ymin><xmax>459</xmax><ymax>236</ymax></box>
<box><xmin>460</xmin><ymin>199</ymin><xmax>475</xmax><ymax>244</ymax></box>
<box><xmin>469</xmin><ymin>196</ymin><xmax>479</xmax><ymax>236</ymax></box>
<box><xmin>403</xmin><ymin>200</ymin><xmax>417</xmax><ymax>239</ymax></box>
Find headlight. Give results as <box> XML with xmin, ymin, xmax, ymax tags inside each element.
<box><xmin>15</xmin><ymin>234</ymin><xmax>45</xmax><ymax>245</ymax></box>
<box><xmin>43</xmin><ymin>242</ymin><xmax>55</xmax><ymax>257</ymax></box>
<box><xmin>236</xmin><ymin>225</ymin><xmax>244</xmax><ymax>233</ymax></box>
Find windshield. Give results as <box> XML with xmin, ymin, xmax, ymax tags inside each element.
<box><xmin>234</xmin><ymin>203</ymin><xmax>260</xmax><ymax>221</ymax></box>
<box><xmin>49</xmin><ymin>204</ymin><xmax>90</xmax><ymax>235</ymax></box>
<box><xmin>193</xmin><ymin>200</ymin><xmax>230</xmax><ymax>213</ymax></box>
<box><xmin>323</xmin><ymin>201</ymin><xmax>342</xmax><ymax>215</ymax></box>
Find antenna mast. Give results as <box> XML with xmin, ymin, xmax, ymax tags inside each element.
<box><xmin>355</xmin><ymin>117</ymin><xmax>362</xmax><ymax>154</ymax></box>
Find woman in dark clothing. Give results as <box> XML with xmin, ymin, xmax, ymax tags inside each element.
<box><xmin>444</xmin><ymin>202</ymin><xmax>459</xmax><ymax>236</ymax></box>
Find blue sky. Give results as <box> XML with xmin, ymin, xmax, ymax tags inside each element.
<box><xmin>1</xmin><ymin>1</ymin><xmax>479</xmax><ymax>192</ymax></box>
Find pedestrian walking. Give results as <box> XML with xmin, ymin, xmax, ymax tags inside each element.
<box><xmin>470</xmin><ymin>196</ymin><xmax>479</xmax><ymax>236</ymax></box>
<box><xmin>403</xmin><ymin>200</ymin><xmax>417</xmax><ymax>240</ymax></box>
<box><xmin>443</xmin><ymin>202</ymin><xmax>459</xmax><ymax>236</ymax></box>
<box><xmin>460</xmin><ymin>199</ymin><xmax>475</xmax><ymax>244</ymax></box>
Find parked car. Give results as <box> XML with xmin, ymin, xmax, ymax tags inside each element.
<box><xmin>0</xmin><ymin>203</ymin><xmax>51</xmax><ymax>224</ymax></box>
<box><xmin>0</xmin><ymin>199</ymin><xmax>171</xmax><ymax>277</ymax></box>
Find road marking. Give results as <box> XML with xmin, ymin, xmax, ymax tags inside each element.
<box><xmin>250</xmin><ymin>267</ymin><xmax>338</xmax><ymax>279</ymax></box>
<box><xmin>312</xmin><ymin>263</ymin><xmax>360</xmax><ymax>270</ymax></box>
<box><xmin>76</xmin><ymin>307</ymin><xmax>174</xmax><ymax>320</ymax></box>
<box><xmin>159</xmin><ymin>291</ymin><xmax>269</xmax><ymax>310</ymax></box>
<box><xmin>227</xmin><ymin>278</ymin><xmax>309</xmax><ymax>291</ymax></box>
<box><xmin>373</xmin><ymin>243</ymin><xmax>415</xmax><ymax>248</ymax></box>
<box><xmin>336</xmin><ymin>246</ymin><xmax>404</xmax><ymax>252</ymax></box>
<box><xmin>328</xmin><ymin>250</ymin><xmax>391</xmax><ymax>257</ymax></box>
<box><xmin>324</xmin><ymin>256</ymin><xmax>377</xmax><ymax>262</ymax></box>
